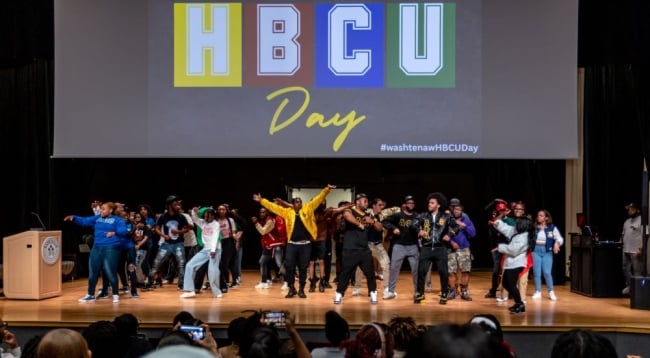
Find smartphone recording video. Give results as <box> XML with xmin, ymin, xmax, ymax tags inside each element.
<box><xmin>179</xmin><ymin>325</ymin><xmax>206</xmax><ymax>340</ymax></box>
<box><xmin>263</xmin><ymin>311</ymin><xmax>286</xmax><ymax>327</ymax></box>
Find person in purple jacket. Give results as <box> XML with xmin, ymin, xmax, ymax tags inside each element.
<box><xmin>447</xmin><ymin>199</ymin><xmax>476</xmax><ymax>301</ymax></box>
<box><xmin>65</xmin><ymin>201</ymin><xmax>127</xmax><ymax>303</ymax></box>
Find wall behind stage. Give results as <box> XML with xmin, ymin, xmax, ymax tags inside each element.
<box><xmin>47</xmin><ymin>158</ymin><xmax>566</xmax><ymax>270</ymax></box>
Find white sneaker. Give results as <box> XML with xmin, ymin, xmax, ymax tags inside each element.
<box><xmin>549</xmin><ymin>291</ymin><xmax>557</xmax><ymax>301</ymax></box>
<box><xmin>112</xmin><ymin>295</ymin><xmax>120</xmax><ymax>303</ymax></box>
<box><xmin>622</xmin><ymin>286</ymin><xmax>630</xmax><ymax>295</ymax></box>
<box><xmin>370</xmin><ymin>291</ymin><xmax>378</xmax><ymax>304</ymax></box>
<box><xmin>352</xmin><ymin>288</ymin><xmax>361</xmax><ymax>296</ymax></box>
<box><xmin>78</xmin><ymin>294</ymin><xmax>95</xmax><ymax>302</ymax></box>
<box><xmin>180</xmin><ymin>291</ymin><xmax>196</xmax><ymax>298</ymax></box>
<box><xmin>334</xmin><ymin>292</ymin><xmax>343</xmax><ymax>304</ymax></box>
<box><xmin>255</xmin><ymin>282</ymin><xmax>269</xmax><ymax>289</ymax></box>
<box><xmin>281</xmin><ymin>282</ymin><xmax>288</xmax><ymax>290</ymax></box>
<box><xmin>215</xmin><ymin>293</ymin><xmax>223</xmax><ymax>298</ymax></box>
<box><xmin>496</xmin><ymin>296</ymin><xmax>509</xmax><ymax>302</ymax></box>
<box><xmin>532</xmin><ymin>291</ymin><xmax>542</xmax><ymax>299</ymax></box>
<box><xmin>383</xmin><ymin>291</ymin><xmax>397</xmax><ymax>300</ymax></box>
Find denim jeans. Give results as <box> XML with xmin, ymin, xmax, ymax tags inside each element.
<box><xmin>259</xmin><ymin>249</ymin><xmax>273</xmax><ymax>282</ymax></box>
<box><xmin>183</xmin><ymin>249</ymin><xmax>222</xmax><ymax>296</ymax></box>
<box><xmin>135</xmin><ymin>249</ymin><xmax>148</xmax><ymax>283</ymax></box>
<box><xmin>150</xmin><ymin>241</ymin><xmax>186</xmax><ymax>289</ymax></box>
<box><xmin>532</xmin><ymin>245</ymin><xmax>554</xmax><ymax>292</ymax></box>
<box><xmin>88</xmin><ymin>245</ymin><xmax>121</xmax><ymax>296</ymax></box>
<box><xmin>622</xmin><ymin>252</ymin><xmax>644</xmax><ymax>288</ymax></box>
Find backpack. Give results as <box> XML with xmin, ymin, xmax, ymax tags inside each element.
<box><xmin>272</xmin><ymin>216</ymin><xmax>288</xmax><ymax>244</ymax></box>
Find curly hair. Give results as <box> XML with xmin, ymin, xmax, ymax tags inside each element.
<box><xmin>387</xmin><ymin>316</ymin><xmax>419</xmax><ymax>352</ymax></box>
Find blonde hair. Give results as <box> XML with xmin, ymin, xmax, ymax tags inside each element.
<box><xmin>37</xmin><ymin>328</ymin><xmax>90</xmax><ymax>358</ymax></box>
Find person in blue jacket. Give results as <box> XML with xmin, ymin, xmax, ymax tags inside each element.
<box><xmin>65</xmin><ymin>201</ymin><xmax>128</xmax><ymax>303</ymax></box>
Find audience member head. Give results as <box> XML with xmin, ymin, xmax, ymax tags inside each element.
<box><xmin>236</xmin><ymin>311</ymin><xmax>264</xmax><ymax>358</ymax></box>
<box><xmin>387</xmin><ymin>316</ymin><xmax>419</xmax><ymax>353</ymax></box>
<box><xmin>226</xmin><ymin>316</ymin><xmax>247</xmax><ymax>345</ymax></box>
<box><xmin>144</xmin><ymin>345</ymin><xmax>214</xmax><ymax>358</ymax></box>
<box><xmin>404</xmin><ymin>323</ymin><xmax>511</xmax><ymax>358</ymax></box>
<box><xmin>22</xmin><ymin>334</ymin><xmax>43</xmax><ymax>358</ymax></box>
<box><xmin>324</xmin><ymin>311</ymin><xmax>350</xmax><ymax>346</ymax></box>
<box><xmin>37</xmin><ymin>328</ymin><xmax>91</xmax><ymax>358</ymax></box>
<box><xmin>114</xmin><ymin>313</ymin><xmax>139</xmax><ymax>338</ymax></box>
<box><xmin>341</xmin><ymin>322</ymin><xmax>394</xmax><ymax>358</ymax></box>
<box><xmin>172</xmin><ymin>311</ymin><xmax>194</xmax><ymax>329</ymax></box>
<box><xmin>157</xmin><ymin>330</ymin><xmax>196</xmax><ymax>349</ymax></box>
<box><xmin>82</xmin><ymin>320</ymin><xmax>120</xmax><ymax>358</ymax></box>
<box><xmin>550</xmin><ymin>329</ymin><xmax>618</xmax><ymax>358</ymax></box>
<box><xmin>247</xmin><ymin>326</ymin><xmax>281</xmax><ymax>358</ymax></box>
<box><xmin>468</xmin><ymin>314</ymin><xmax>504</xmax><ymax>343</ymax></box>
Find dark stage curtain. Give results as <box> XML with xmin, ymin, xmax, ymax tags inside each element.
<box><xmin>582</xmin><ymin>65</ymin><xmax>648</xmax><ymax>239</ymax></box>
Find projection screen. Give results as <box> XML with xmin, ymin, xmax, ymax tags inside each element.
<box><xmin>54</xmin><ymin>0</ymin><xmax>578</xmax><ymax>159</ymax></box>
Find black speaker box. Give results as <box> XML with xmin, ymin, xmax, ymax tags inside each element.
<box><xmin>630</xmin><ymin>276</ymin><xmax>650</xmax><ymax>310</ymax></box>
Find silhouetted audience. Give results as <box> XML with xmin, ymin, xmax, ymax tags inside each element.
<box><xmin>404</xmin><ymin>323</ymin><xmax>511</xmax><ymax>358</ymax></box>
<box><xmin>82</xmin><ymin>320</ymin><xmax>121</xmax><ymax>358</ymax></box>
<box><xmin>550</xmin><ymin>329</ymin><xmax>618</xmax><ymax>358</ymax></box>
<box><xmin>468</xmin><ymin>314</ymin><xmax>516</xmax><ymax>357</ymax></box>
<box><xmin>387</xmin><ymin>317</ymin><xmax>419</xmax><ymax>358</ymax></box>
<box><xmin>114</xmin><ymin>313</ymin><xmax>154</xmax><ymax>358</ymax></box>
<box><xmin>341</xmin><ymin>322</ymin><xmax>394</xmax><ymax>358</ymax></box>
<box><xmin>21</xmin><ymin>334</ymin><xmax>42</xmax><ymax>358</ymax></box>
<box><xmin>219</xmin><ymin>317</ymin><xmax>246</xmax><ymax>358</ymax></box>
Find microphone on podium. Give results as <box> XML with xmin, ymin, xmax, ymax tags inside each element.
<box><xmin>30</xmin><ymin>211</ymin><xmax>47</xmax><ymax>231</ymax></box>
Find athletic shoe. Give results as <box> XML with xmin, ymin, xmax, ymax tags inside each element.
<box><xmin>334</xmin><ymin>292</ymin><xmax>343</xmax><ymax>304</ymax></box>
<box><xmin>96</xmin><ymin>291</ymin><xmax>109</xmax><ymax>300</ymax></box>
<box><xmin>352</xmin><ymin>288</ymin><xmax>361</xmax><ymax>296</ymax></box>
<box><xmin>439</xmin><ymin>291</ymin><xmax>448</xmax><ymax>305</ymax></box>
<box><xmin>78</xmin><ymin>294</ymin><xmax>95</xmax><ymax>302</ymax></box>
<box><xmin>414</xmin><ymin>293</ymin><xmax>425</xmax><ymax>304</ymax></box>
<box><xmin>112</xmin><ymin>295</ymin><xmax>120</xmax><ymax>303</ymax></box>
<box><xmin>496</xmin><ymin>296</ymin><xmax>509</xmax><ymax>302</ymax></box>
<box><xmin>549</xmin><ymin>291</ymin><xmax>557</xmax><ymax>301</ymax></box>
<box><xmin>131</xmin><ymin>293</ymin><xmax>139</xmax><ymax>298</ymax></box>
<box><xmin>370</xmin><ymin>291</ymin><xmax>378</xmax><ymax>304</ymax></box>
<box><xmin>180</xmin><ymin>291</ymin><xmax>196</xmax><ymax>298</ymax></box>
<box><xmin>229</xmin><ymin>283</ymin><xmax>240</xmax><ymax>289</ymax></box>
<box><xmin>281</xmin><ymin>282</ymin><xmax>289</xmax><ymax>290</ymax></box>
<box><xmin>214</xmin><ymin>293</ymin><xmax>223</xmax><ymax>298</ymax></box>
<box><xmin>484</xmin><ymin>290</ymin><xmax>497</xmax><ymax>298</ymax></box>
<box><xmin>162</xmin><ymin>279</ymin><xmax>170</xmax><ymax>284</ymax></box>
<box><xmin>532</xmin><ymin>291</ymin><xmax>542</xmax><ymax>299</ymax></box>
<box><xmin>383</xmin><ymin>291</ymin><xmax>397</xmax><ymax>300</ymax></box>
<box><xmin>424</xmin><ymin>284</ymin><xmax>433</xmax><ymax>293</ymax></box>
<box><xmin>622</xmin><ymin>286</ymin><xmax>630</xmax><ymax>295</ymax></box>
<box><xmin>255</xmin><ymin>282</ymin><xmax>269</xmax><ymax>289</ymax></box>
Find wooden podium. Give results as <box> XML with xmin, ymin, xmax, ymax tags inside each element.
<box><xmin>3</xmin><ymin>230</ymin><xmax>62</xmax><ymax>299</ymax></box>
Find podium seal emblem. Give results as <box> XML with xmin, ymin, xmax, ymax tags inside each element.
<box><xmin>42</xmin><ymin>236</ymin><xmax>60</xmax><ymax>265</ymax></box>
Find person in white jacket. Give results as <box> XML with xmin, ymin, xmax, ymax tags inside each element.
<box><xmin>180</xmin><ymin>208</ymin><xmax>223</xmax><ymax>298</ymax></box>
<box><xmin>490</xmin><ymin>215</ymin><xmax>532</xmax><ymax>314</ymax></box>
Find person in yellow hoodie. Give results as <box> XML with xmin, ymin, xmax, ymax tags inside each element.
<box><xmin>253</xmin><ymin>184</ymin><xmax>335</xmax><ymax>298</ymax></box>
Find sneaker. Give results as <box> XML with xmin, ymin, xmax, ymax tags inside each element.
<box><xmin>532</xmin><ymin>291</ymin><xmax>542</xmax><ymax>299</ymax></box>
<box><xmin>352</xmin><ymin>288</ymin><xmax>361</xmax><ymax>296</ymax></box>
<box><xmin>229</xmin><ymin>283</ymin><xmax>240</xmax><ymax>289</ymax></box>
<box><xmin>334</xmin><ymin>292</ymin><xmax>343</xmax><ymax>304</ymax></box>
<box><xmin>447</xmin><ymin>290</ymin><xmax>457</xmax><ymax>300</ymax></box>
<box><xmin>97</xmin><ymin>291</ymin><xmax>109</xmax><ymax>300</ymax></box>
<box><xmin>78</xmin><ymin>294</ymin><xmax>95</xmax><ymax>302</ymax></box>
<box><xmin>414</xmin><ymin>293</ymin><xmax>425</xmax><ymax>304</ymax></box>
<box><xmin>549</xmin><ymin>291</ymin><xmax>557</xmax><ymax>301</ymax></box>
<box><xmin>281</xmin><ymin>282</ymin><xmax>289</xmax><ymax>290</ymax></box>
<box><xmin>131</xmin><ymin>293</ymin><xmax>139</xmax><ymax>298</ymax></box>
<box><xmin>439</xmin><ymin>291</ymin><xmax>448</xmax><ymax>305</ymax></box>
<box><xmin>622</xmin><ymin>286</ymin><xmax>630</xmax><ymax>295</ymax></box>
<box><xmin>180</xmin><ymin>291</ymin><xmax>196</xmax><ymax>298</ymax></box>
<box><xmin>370</xmin><ymin>291</ymin><xmax>378</xmax><ymax>304</ymax></box>
<box><xmin>383</xmin><ymin>291</ymin><xmax>397</xmax><ymax>300</ymax></box>
<box><xmin>203</xmin><ymin>282</ymin><xmax>211</xmax><ymax>290</ymax></box>
<box><xmin>112</xmin><ymin>295</ymin><xmax>120</xmax><ymax>303</ymax></box>
<box><xmin>255</xmin><ymin>282</ymin><xmax>269</xmax><ymax>289</ymax></box>
<box><xmin>162</xmin><ymin>279</ymin><xmax>170</xmax><ymax>284</ymax></box>
<box><xmin>215</xmin><ymin>293</ymin><xmax>223</xmax><ymax>298</ymax></box>
<box><xmin>424</xmin><ymin>284</ymin><xmax>433</xmax><ymax>293</ymax></box>
<box><xmin>496</xmin><ymin>296</ymin><xmax>509</xmax><ymax>302</ymax></box>
<box><xmin>484</xmin><ymin>290</ymin><xmax>497</xmax><ymax>298</ymax></box>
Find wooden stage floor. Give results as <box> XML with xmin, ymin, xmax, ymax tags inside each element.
<box><xmin>1</xmin><ymin>271</ymin><xmax>649</xmax><ymax>333</ymax></box>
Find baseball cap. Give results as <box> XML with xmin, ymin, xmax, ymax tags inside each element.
<box><xmin>165</xmin><ymin>195</ymin><xmax>181</xmax><ymax>204</ymax></box>
<box><xmin>449</xmin><ymin>198</ymin><xmax>461</xmax><ymax>207</ymax></box>
<box><xmin>291</xmin><ymin>197</ymin><xmax>302</xmax><ymax>203</ymax></box>
<box><xmin>355</xmin><ymin>193</ymin><xmax>368</xmax><ymax>200</ymax></box>
<box><xmin>625</xmin><ymin>203</ymin><xmax>639</xmax><ymax>209</ymax></box>
<box><xmin>495</xmin><ymin>202</ymin><xmax>509</xmax><ymax>212</ymax></box>
<box><xmin>403</xmin><ymin>195</ymin><xmax>415</xmax><ymax>203</ymax></box>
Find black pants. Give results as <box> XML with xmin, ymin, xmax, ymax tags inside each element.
<box><xmin>284</xmin><ymin>243</ymin><xmax>311</xmax><ymax>288</ymax></box>
<box><xmin>417</xmin><ymin>246</ymin><xmax>449</xmax><ymax>295</ymax></box>
<box><xmin>490</xmin><ymin>250</ymin><xmax>503</xmax><ymax>292</ymax></box>
<box><xmin>502</xmin><ymin>267</ymin><xmax>524</xmax><ymax>304</ymax></box>
<box><xmin>220</xmin><ymin>238</ymin><xmax>237</xmax><ymax>289</ymax></box>
<box><xmin>323</xmin><ymin>238</ymin><xmax>333</xmax><ymax>281</ymax></box>
<box><xmin>336</xmin><ymin>248</ymin><xmax>376</xmax><ymax>294</ymax></box>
